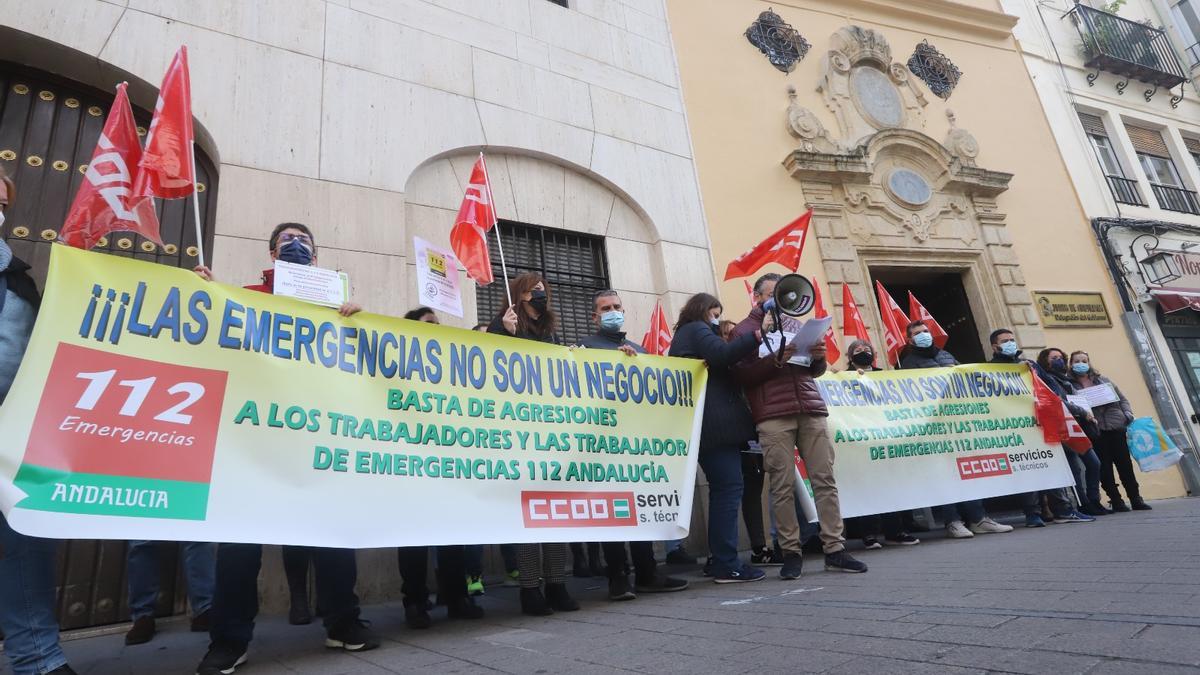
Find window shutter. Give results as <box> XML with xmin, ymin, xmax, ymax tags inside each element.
<box><xmin>1124</xmin><ymin>123</ymin><xmax>1171</xmax><ymax>157</ymax></box>
<box><xmin>1077</xmin><ymin>112</ymin><xmax>1107</xmax><ymax>137</ymax></box>
<box><xmin>1183</xmin><ymin>136</ymin><xmax>1200</xmax><ymax>155</ymax></box>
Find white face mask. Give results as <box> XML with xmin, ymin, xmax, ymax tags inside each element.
<box><xmin>0</xmin><ymin>210</ymin><xmax>6</xmax><ymax>230</ymax></box>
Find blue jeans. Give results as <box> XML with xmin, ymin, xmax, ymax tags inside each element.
<box><xmin>127</xmin><ymin>540</ymin><xmax>216</xmax><ymax>620</ymax></box>
<box><xmin>0</xmin><ymin>513</ymin><xmax>67</xmax><ymax>675</ymax></box>
<box><xmin>939</xmin><ymin>500</ymin><xmax>985</xmax><ymax>525</ymax></box>
<box><xmin>698</xmin><ymin>444</ymin><xmax>742</xmax><ymax>576</ymax></box>
<box><xmin>1066</xmin><ymin>447</ymin><xmax>1102</xmax><ymax>505</ymax></box>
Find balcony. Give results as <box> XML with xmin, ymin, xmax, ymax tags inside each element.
<box><xmin>1106</xmin><ymin>175</ymin><xmax>1147</xmax><ymax>206</ymax></box>
<box><xmin>1071</xmin><ymin>3</ymin><xmax>1187</xmax><ymax>96</ymax></box>
<box><xmin>1151</xmin><ymin>182</ymin><xmax>1200</xmax><ymax>214</ymax></box>
<box><xmin>1188</xmin><ymin>41</ymin><xmax>1200</xmax><ymax>68</ymax></box>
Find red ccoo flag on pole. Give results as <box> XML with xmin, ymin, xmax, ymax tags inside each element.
<box><xmin>908</xmin><ymin>291</ymin><xmax>949</xmax><ymax>349</ymax></box>
<box><xmin>812</xmin><ymin>281</ymin><xmax>841</xmax><ymax>364</ymax></box>
<box><xmin>875</xmin><ymin>281</ymin><xmax>909</xmax><ymax>366</ymax></box>
<box><xmin>641</xmin><ymin>301</ymin><xmax>672</xmax><ymax>355</ymax></box>
<box><xmin>450</xmin><ymin>153</ymin><xmax>499</xmax><ymax>286</ymax></box>
<box><xmin>724</xmin><ymin>210</ymin><xmax>811</xmax><ymax>280</ymax></box>
<box><xmin>59</xmin><ymin>83</ymin><xmax>162</xmax><ymax>249</ymax></box>
<box><xmin>132</xmin><ymin>47</ymin><xmax>195</xmax><ymax>205</ymax></box>
<box><xmin>841</xmin><ymin>282</ymin><xmax>870</xmax><ymax>344</ymax></box>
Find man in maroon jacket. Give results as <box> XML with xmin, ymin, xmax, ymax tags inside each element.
<box><xmin>732</xmin><ymin>273</ymin><xmax>867</xmax><ymax>579</ymax></box>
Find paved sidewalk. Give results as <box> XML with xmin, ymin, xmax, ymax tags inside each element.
<box><xmin>12</xmin><ymin>498</ymin><xmax>1200</xmax><ymax>674</ymax></box>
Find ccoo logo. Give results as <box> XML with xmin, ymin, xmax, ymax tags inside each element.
<box><xmin>956</xmin><ymin>453</ymin><xmax>1013</xmax><ymax>480</ymax></box>
<box><xmin>521</xmin><ymin>491</ymin><xmax>638</xmax><ymax>528</ymax></box>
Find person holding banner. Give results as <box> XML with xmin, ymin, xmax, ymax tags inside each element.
<box><xmin>581</xmin><ymin>290</ymin><xmax>689</xmax><ymax>600</ymax></box>
<box><xmin>0</xmin><ymin>168</ymin><xmax>77</xmax><ymax>675</ymax></box>
<box><xmin>404</xmin><ymin>306</ymin><xmax>439</xmax><ymax>323</ymax></box>
<box><xmin>1069</xmin><ymin>352</ymin><xmax>1151</xmax><ymax>512</ymax></box>
<box><xmin>193</xmin><ymin>222</ymin><xmax>377</xmax><ymax>675</ymax></box>
<box><xmin>988</xmin><ymin>330</ymin><xmax>1094</xmax><ymax>526</ymax></box>
<box><xmin>842</xmin><ymin>340</ymin><xmax>920</xmax><ymax>549</ymax></box>
<box><xmin>669</xmin><ymin>293</ymin><xmax>767</xmax><ymax>583</ymax></box>
<box><xmin>898</xmin><ymin>321</ymin><xmax>1013</xmax><ymax>539</ymax></box>
<box><xmin>487</xmin><ymin>273</ymin><xmax>579</xmax><ymax>616</ymax></box>
<box><xmin>732</xmin><ymin>274</ymin><xmax>867</xmax><ymax>577</ymax></box>
<box><xmin>1038</xmin><ymin>348</ymin><xmax>1108</xmax><ymax>516</ymax></box>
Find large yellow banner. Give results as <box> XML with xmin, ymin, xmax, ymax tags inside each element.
<box><xmin>0</xmin><ymin>246</ymin><xmax>707</xmax><ymax>546</ymax></box>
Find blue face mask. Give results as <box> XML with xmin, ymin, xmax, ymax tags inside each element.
<box><xmin>1000</xmin><ymin>340</ymin><xmax>1018</xmax><ymax>357</ymax></box>
<box><xmin>912</xmin><ymin>332</ymin><xmax>933</xmax><ymax>349</ymax></box>
<box><xmin>277</xmin><ymin>238</ymin><xmax>314</xmax><ymax>266</ymax></box>
<box><xmin>600</xmin><ymin>310</ymin><xmax>624</xmax><ymax>332</ymax></box>
<box><xmin>1072</xmin><ymin>362</ymin><xmax>1091</xmax><ymax>375</ymax></box>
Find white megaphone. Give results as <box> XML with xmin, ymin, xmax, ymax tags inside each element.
<box><xmin>772</xmin><ymin>273</ymin><xmax>816</xmax><ymax>317</ymax></box>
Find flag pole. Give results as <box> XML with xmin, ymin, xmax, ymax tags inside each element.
<box><xmin>480</xmin><ymin>153</ymin><xmax>512</xmax><ymax>307</ymax></box>
<box><xmin>188</xmin><ymin>139</ymin><xmax>206</xmax><ymax>269</ymax></box>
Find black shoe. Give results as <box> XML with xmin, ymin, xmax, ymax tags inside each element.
<box><xmin>124</xmin><ymin>616</ymin><xmax>156</xmax><ymax>646</ymax></box>
<box><xmin>520</xmin><ymin>587</ymin><xmax>553</xmax><ymax>616</ymax></box>
<box><xmin>446</xmin><ymin>597</ymin><xmax>484</xmax><ymax>620</ymax></box>
<box><xmin>608</xmin><ymin>576</ymin><xmax>637</xmax><ymax>601</ymax></box>
<box><xmin>825</xmin><ymin>550</ymin><xmax>868</xmax><ymax>573</ymax></box>
<box><xmin>1090</xmin><ymin>500</ymin><xmax>1114</xmax><ymax>515</ymax></box>
<box><xmin>288</xmin><ymin>593</ymin><xmax>312</xmax><ymax>625</ymax></box>
<box><xmin>750</xmin><ymin>547</ymin><xmax>784</xmax><ymax>566</ymax></box>
<box><xmin>635</xmin><ymin>575</ymin><xmax>689</xmax><ymax>593</ymax></box>
<box><xmin>883</xmin><ymin>533</ymin><xmax>920</xmax><ymax>546</ymax></box>
<box><xmin>191</xmin><ymin>609</ymin><xmax>212</xmax><ymax>632</ymax></box>
<box><xmin>325</xmin><ymin>619</ymin><xmax>380</xmax><ymax>652</ymax></box>
<box><xmin>1131</xmin><ymin>499</ymin><xmax>1153</xmax><ymax>511</ymax></box>
<box><xmin>545</xmin><ymin>583</ymin><xmax>580</xmax><ymax>611</ymax></box>
<box><xmin>665</xmin><ymin>547</ymin><xmax>698</xmax><ymax>565</ymax></box>
<box><xmin>196</xmin><ymin>641</ymin><xmax>248</xmax><ymax>675</ymax></box>
<box><xmin>1078</xmin><ymin>503</ymin><xmax>1107</xmax><ymax>517</ymax></box>
<box><xmin>701</xmin><ymin>557</ymin><xmax>714</xmax><ymax>577</ymax></box>
<box><xmin>404</xmin><ymin>604</ymin><xmax>432</xmax><ymax>629</ymax></box>
<box><xmin>1110</xmin><ymin>500</ymin><xmax>1132</xmax><ymax>512</ymax></box>
<box><xmin>47</xmin><ymin>667</ymin><xmax>78</xmax><ymax>675</ymax></box>
<box><xmin>780</xmin><ymin>553</ymin><xmax>803</xmax><ymax>580</ymax></box>
<box><xmin>862</xmin><ymin>536</ymin><xmax>883</xmax><ymax>550</ymax></box>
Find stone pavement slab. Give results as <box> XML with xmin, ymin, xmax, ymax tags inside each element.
<box><xmin>6</xmin><ymin>497</ymin><xmax>1200</xmax><ymax>674</ymax></box>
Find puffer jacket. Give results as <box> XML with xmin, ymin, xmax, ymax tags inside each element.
<box><xmin>1071</xmin><ymin>373</ymin><xmax>1134</xmax><ymax>432</ymax></box>
<box><xmin>730</xmin><ymin>305</ymin><xmax>828</xmax><ymax>422</ymax></box>
<box><xmin>899</xmin><ymin>346</ymin><xmax>958</xmax><ymax>369</ymax></box>
<box><xmin>0</xmin><ymin>240</ymin><xmax>39</xmax><ymax>404</ymax></box>
<box><xmin>668</xmin><ymin>320</ymin><xmax>760</xmax><ymax>449</ymax></box>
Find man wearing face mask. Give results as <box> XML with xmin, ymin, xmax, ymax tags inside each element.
<box><xmin>988</xmin><ymin>329</ymin><xmax>1095</xmax><ymax>527</ymax></box>
<box><xmin>580</xmin><ymin>291</ymin><xmax>689</xmax><ymax>600</ymax></box>
<box><xmin>192</xmin><ymin>222</ymin><xmax>374</xmax><ymax>675</ymax></box>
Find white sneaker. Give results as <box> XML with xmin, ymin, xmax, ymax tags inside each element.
<box><xmin>946</xmin><ymin>520</ymin><xmax>974</xmax><ymax>538</ymax></box>
<box><xmin>969</xmin><ymin>518</ymin><xmax>1014</xmax><ymax>534</ymax></box>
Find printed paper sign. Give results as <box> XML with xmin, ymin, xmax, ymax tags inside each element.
<box><xmin>414</xmin><ymin>237</ymin><xmax>464</xmax><ymax>318</ymax></box>
<box><xmin>1080</xmin><ymin>383</ymin><xmax>1120</xmax><ymax>408</ymax></box>
<box><xmin>272</xmin><ymin>259</ymin><xmax>348</xmax><ymax>308</ymax></box>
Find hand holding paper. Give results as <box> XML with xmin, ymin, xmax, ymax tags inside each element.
<box><xmin>758</xmin><ymin>316</ymin><xmax>833</xmax><ymax>366</ymax></box>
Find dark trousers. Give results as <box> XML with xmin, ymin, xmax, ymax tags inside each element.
<box><xmin>1066</xmin><ymin>447</ymin><xmax>1102</xmax><ymax>506</ymax></box>
<box><xmin>282</xmin><ymin>545</ymin><xmax>311</xmax><ymax>598</ymax></box>
<box><xmin>397</xmin><ymin>546</ymin><xmax>467</xmax><ymax>607</ymax></box>
<box><xmin>1021</xmin><ymin>489</ymin><xmax>1073</xmax><ymax>517</ymax></box>
<box><xmin>210</xmin><ymin>544</ymin><xmax>359</xmax><ymax>647</ymax></box>
<box><xmin>463</xmin><ymin>544</ymin><xmax>518</xmax><ymax>577</ymax></box>
<box><xmin>699</xmin><ymin>444</ymin><xmax>743</xmax><ymax>576</ymax></box>
<box><xmin>601</xmin><ymin>541</ymin><xmax>657</xmax><ymax>583</ymax></box>
<box><xmin>741</xmin><ymin>451</ymin><xmax>766</xmax><ymax>549</ymax></box>
<box><xmin>1097</xmin><ymin>428</ymin><xmax>1141</xmax><ymax>503</ymax></box>
<box><xmin>847</xmin><ymin>511</ymin><xmax>905</xmax><ymax>538</ymax></box>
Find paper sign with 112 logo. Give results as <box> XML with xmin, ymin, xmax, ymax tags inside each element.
<box><xmin>14</xmin><ymin>342</ymin><xmax>228</xmax><ymax>520</ymax></box>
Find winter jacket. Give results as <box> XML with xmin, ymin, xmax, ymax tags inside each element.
<box><xmin>730</xmin><ymin>305</ymin><xmax>828</xmax><ymax>422</ymax></box>
<box><xmin>0</xmin><ymin>240</ymin><xmax>38</xmax><ymax>404</ymax></box>
<box><xmin>1071</xmin><ymin>373</ymin><xmax>1134</xmax><ymax>432</ymax></box>
<box><xmin>669</xmin><ymin>320</ymin><xmax>760</xmax><ymax>449</ymax></box>
<box><xmin>487</xmin><ymin>313</ymin><xmax>559</xmax><ymax>344</ymax></box>
<box><xmin>1043</xmin><ymin>367</ymin><xmax>1089</xmax><ymax>419</ymax></box>
<box><xmin>899</xmin><ymin>345</ymin><xmax>958</xmax><ymax>370</ymax></box>
<box><xmin>580</xmin><ymin>328</ymin><xmax>644</xmax><ymax>353</ymax></box>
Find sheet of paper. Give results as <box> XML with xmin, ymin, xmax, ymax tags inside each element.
<box><xmin>757</xmin><ymin>316</ymin><xmax>833</xmax><ymax>367</ymax></box>
<box><xmin>1081</xmin><ymin>383</ymin><xmax>1119</xmax><ymax>407</ymax></box>
<box><xmin>1066</xmin><ymin>394</ymin><xmax>1092</xmax><ymax>413</ymax></box>
<box><xmin>414</xmin><ymin>236</ymin><xmax>464</xmax><ymax>318</ymax></box>
<box><xmin>272</xmin><ymin>260</ymin><xmax>348</xmax><ymax>308</ymax></box>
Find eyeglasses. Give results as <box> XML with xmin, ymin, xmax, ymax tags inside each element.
<box><xmin>276</xmin><ymin>232</ymin><xmax>312</xmax><ymax>246</ymax></box>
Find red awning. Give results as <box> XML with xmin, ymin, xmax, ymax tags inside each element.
<box><xmin>1151</xmin><ymin>288</ymin><xmax>1200</xmax><ymax>313</ymax></box>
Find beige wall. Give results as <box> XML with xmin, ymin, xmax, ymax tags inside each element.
<box><xmin>668</xmin><ymin>0</ymin><xmax>1186</xmax><ymax>498</ymax></box>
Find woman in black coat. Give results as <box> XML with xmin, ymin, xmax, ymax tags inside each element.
<box><xmin>669</xmin><ymin>293</ymin><xmax>766</xmax><ymax>583</ymax></box>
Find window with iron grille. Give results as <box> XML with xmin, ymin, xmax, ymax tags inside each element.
<box><xmin>476</xmin><ymin>221</ymin><xmax>610</xmax><ymax>346</ymax></box>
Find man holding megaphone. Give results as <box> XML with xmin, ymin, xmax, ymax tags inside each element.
<box><xmin>731</xmin><ymin>273</ymin><xmax>867</xmax><ymax>579</ymax></box>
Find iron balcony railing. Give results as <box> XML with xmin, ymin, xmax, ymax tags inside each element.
<box><xmin>1106</xmin><ymin>175</ymin><xmax>1147</xmax><ymax>206</ymax></box>
<box><xmin>1187</xmin><ymin>41</ymin><xmax>1200</xmax><ymax>68</ymax></box>
<box><xmin>1071</xmin><ymin>3</ymin><xmax>1187</xmax><ymax>89</ymax></box>
<box><xmin>1151</xmin><ymin>182</ymin><xmax>1200</xmax><ymax>214</ymax></box>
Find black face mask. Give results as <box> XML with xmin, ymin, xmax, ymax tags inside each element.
<box><xmin>851</xmin><ymin>351</ymin><xmax>874</xmax><ymax>367</ymax></box>
<box><xmin>1049</xmin><ymin>358</ymin><xmax>1066</xmax><ymax>373</ymax></box>
<box><xmin>528</xmin><ymin>289</ymin><xmax>548</xmax><ymax>314</ymax></box>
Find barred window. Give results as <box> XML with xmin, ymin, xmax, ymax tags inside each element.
<box><xmin>476</xmin><ymin>221</ymin><xmax>610</xmax><ymax>346</ymax></box>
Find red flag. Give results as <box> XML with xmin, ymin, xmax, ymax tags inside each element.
<box><xmin>875</xmin><ymin>281</ymin><xmax>909</xmax><ymax>366</ymax></box>
<box><xmin>1063</xmin><ymin>404</ymin><xmax>1093</xmax><ymax>454</ymax></box>
<box><xmin>723</xmin><ymin>210</ymin><xmax>811</xmax><ymax>280</ymax></box>
<box><xmin>744</xmin><ymin>279</ymin><xmax>755</xmax><ymax>305</ymax></box>
<box><xmin>908</xmin><ymin>291</ymin><xmax>948</xmax><ymax>349</ymax></box>
<box><xmin>1032</xmin><ymin>371</ymin><xmax>1067</xmax><ymax>444</ymax></box>
<box><xmin>133</xmin><ymin>46</ymin><xmax>195</xmax><ymax>201</ymax></box>
<box><xmin>59</xmin><ymin>83</ymin><xmax>163</xmax><ymax>249</ymax></box>
<box><xmin>641</xmin><ymin>301</ymin><xmax>672</xmax><ymax>355</ymax></box>
<box><xmin>450</xmin><ymin>153</ymin><xmax>498</xmax><ymax>285</ymax></box>
<box><xmin>841</xmin><ymin>283</ymin><xmax>870</xmax><ymax>344</ymax></box>
<box><xmin>812</xmin><ymin>281</ymin><xmax>841</xmax><ymax>364</ymax></box>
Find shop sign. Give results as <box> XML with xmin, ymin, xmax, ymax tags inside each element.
<box><xmin>1032</xmin><ymin>291</ymin><xmax>1112</xmax><ymax>328</ymax></box>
